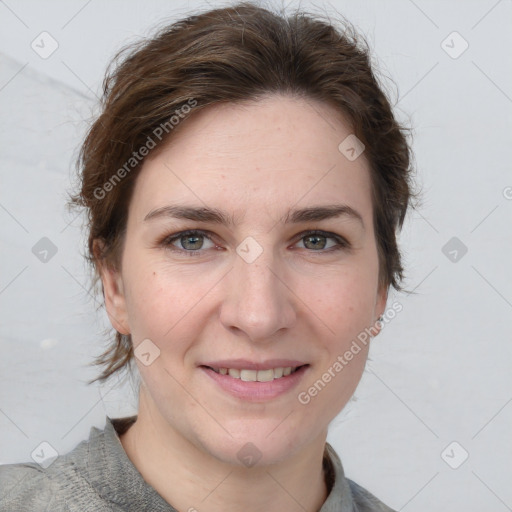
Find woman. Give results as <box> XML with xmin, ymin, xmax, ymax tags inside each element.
<box><xmin>0</xmin><ymin>2</ymin><xmax>412</xmax><ymax>510</ymax></box>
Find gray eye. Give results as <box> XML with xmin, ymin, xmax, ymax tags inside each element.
<box><xmin>179</xmin><ymin>234</ymin><xmax>205</xmax><ymax>250</ymax></box>
<box><xmin>303</xmin><ymin>234</ymin><xmax>327</xmax><ymax>250</ymax></box>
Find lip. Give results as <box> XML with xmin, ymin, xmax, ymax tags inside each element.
<box><xmin>199</xmin><ymin>363</ymin><xmax>310</xmax><ymax>402</ymax></box>
<box><xmin>199</xmin><ymin>359</ymin><xmax>307</xmax><ymax>371</ymax></box>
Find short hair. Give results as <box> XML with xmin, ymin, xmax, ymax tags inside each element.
<box><xmin>67</xmin><ymin>1</ymin><xmax>415</xmax><ymax>384</ymax></box>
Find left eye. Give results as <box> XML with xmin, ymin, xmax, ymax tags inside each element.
<box><xmin>296</xmin><ymin>233</ymin><xmax>339</xmax><ymax>250</ymax></box>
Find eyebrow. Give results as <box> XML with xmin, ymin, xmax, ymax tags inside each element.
<box><xmin>143</xmin><ymin>204</ymin><xmax>364</xmax><ymax>228</ymax></box>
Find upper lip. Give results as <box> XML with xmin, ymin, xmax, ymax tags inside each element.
<box><xmin>199</xmin><ymin>359</ymin><xmax>308</xmax><ymax>370</ymax></box>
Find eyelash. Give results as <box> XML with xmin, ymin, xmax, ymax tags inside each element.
<box><xmin>160</xmin><ymin>229</ymin><xmax>350</xmax><ymax>257</ymax></box>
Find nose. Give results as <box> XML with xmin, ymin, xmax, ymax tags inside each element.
<box><xmin>219</xmin><ymin>251</ymin><xmax>297</xmax><ymax>343</ymax></box>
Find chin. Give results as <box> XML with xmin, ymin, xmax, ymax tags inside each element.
<box><xmin>195</xmin><ymin>419</ymin><xmax>316</xmax><ymax>468</ymax></box>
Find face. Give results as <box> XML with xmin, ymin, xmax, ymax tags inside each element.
<box><xmin>101</xmin><ymin>94</ymin><xmax>387</xmax><ymax>466</ymax></box>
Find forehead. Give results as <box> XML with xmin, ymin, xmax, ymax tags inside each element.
<box><xmin>130</xmin><ymin>95</ymin><xmax>373</xmax><ymax>224</ymax></box>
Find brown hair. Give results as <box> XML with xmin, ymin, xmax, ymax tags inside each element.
<box><xmin>68</xmin><ymin>2</ymin><xmax>415</xmax><ymax>384</ymax></box>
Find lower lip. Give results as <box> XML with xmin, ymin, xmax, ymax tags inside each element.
<box><xmin>200</xmin><ymin>365</ymin><xmax>309</xmax><ymax>402</ymax></box>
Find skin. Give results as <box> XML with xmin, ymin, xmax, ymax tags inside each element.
<box><xmin>98</xmin><ymin>94</ymin><xmax>387</xmax><ymax>512</ymax></box>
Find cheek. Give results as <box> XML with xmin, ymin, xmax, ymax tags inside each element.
<box><xmin>317</xmin><ymin>343</ymin><xmax>369</xmax><ymax>423</ymax></box>
<box><xmin>296</xmin><ymin>279</ymin><xmax>373</xmax><ymax>421</ymax></box>
<box><xmin>122</xmin><ymin>258</ymin><xmax>215</xmax><ymax>353</ymax></box>
<box><xmin>124</xmin><ymin>271</ymin><xmax>167</xmax><ymax>336</ymax></box>
<box><xmin>298</xmin><ymin>263</ymin><xmax>378</xmax><ymax>334</ymax></box>
<box><xmin>120</xmin><ymin>251</ymin><xmax>174</xmax><ymax>340</ymax></box>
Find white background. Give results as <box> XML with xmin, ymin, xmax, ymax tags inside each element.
<box><xmin>1</xmin><ymin>0</ymin><xmax>511</xmax><ymax>510</ymax></box>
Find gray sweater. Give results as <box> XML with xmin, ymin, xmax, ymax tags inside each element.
<box><xmin>0</xmin><ymin>416</ymin><xmax>395</xmax><ymax>511</ymax></box>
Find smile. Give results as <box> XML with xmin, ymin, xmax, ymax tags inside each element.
<box><xmin>200</xmin><ymin>363</ymin><xmax>310</xmax><ymax>401</ymax></box>
<box><xmin>206</xmin><ymin>366</ymin><xmax>303</xmax><ymax>382</ymax></box>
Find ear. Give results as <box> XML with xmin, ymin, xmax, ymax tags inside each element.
<box><xmin>94</xmin><ymin>240</ymin><xmax>130</xmax><ymax>336</ymax></box>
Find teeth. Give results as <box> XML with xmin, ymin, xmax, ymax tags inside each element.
<box><xmin>240</xmin><ymin>369</ymin><xmax>257</xmax><ymax>381</ymax></box>
<box><xmin>255</xmin><ymin>369</ymin><xmax>274</xmax><ymax>382</ymax></box>
<box><xmin>213</xmin><ymin>366</ymin><xmax>300</xmax><ymax>381</ymax></box>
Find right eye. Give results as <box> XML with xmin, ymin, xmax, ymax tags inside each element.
<box><xmin>162</xmin><ymin>229</ymin><xmax>217</xmax><ymax>255</ymax></box>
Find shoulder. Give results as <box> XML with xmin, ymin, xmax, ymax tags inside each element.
<box><xmin>0</xmin><ymin>418</ymin><xmax>127</xmax><ymax>512</ymax></box>
<box><xmin>0</xmin><ymin>462</ymin><xmax>61</xmax><ymax>511</ymax></box>
<box><xmin>347</xmin><ymin>478</ymin><xmax>396</xmax><ymax>512</ymax></box>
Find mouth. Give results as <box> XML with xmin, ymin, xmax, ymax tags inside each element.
<box><xmin>199</xmin><ymin>363</ymin><xmax>310</xmax><ymax>401</ymax></box>
<box><xmin>202</xmin><ymin>365</ymin><xmax>307</xmax><ymax>382</ymax></box>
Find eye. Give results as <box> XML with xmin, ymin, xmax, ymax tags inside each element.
<box><xmin>294</xmin><ymin>230</ymin><xmax>349</xmax><ymax>252</ymax></box>
<box><xmin>163</xmin><ymin>229</ymin><xmax>216</xmax><ymax>255</ymax></box>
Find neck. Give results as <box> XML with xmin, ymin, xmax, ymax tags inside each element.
<box><xmin>119</xmin><ymin>390</ymin><xmax>329</xmax><ymax>512</ymax></box>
